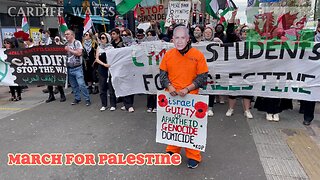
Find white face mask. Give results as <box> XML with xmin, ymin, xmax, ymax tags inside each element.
<box><xmin>173</xmin><ymin>29</ymin><xmax>189</xmax><ymax>50</ymax></box>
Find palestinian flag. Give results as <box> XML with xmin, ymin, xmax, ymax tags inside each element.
<box><xmin>247</xmin><ymin>0</ymin><xmax>260</xmax><ymax>7</ymax></box>
<box><xmin>115</xmin><ymin>0</ymin><xmax>143</xmax><ymax>15</ymax></box>
<box><xmin>58</xmin><ymin>16</ymin><xmax>68</xmax><ymax>33</ymax></box>
<box><xmin>22</xmin><ymin>15</ymin><xmax>29</xmax><ymax>33</ymax></box>
<box><xmin>206</xmin><ymin>0</ymin><xmax>237</xmax><ymax>19</ymax></box>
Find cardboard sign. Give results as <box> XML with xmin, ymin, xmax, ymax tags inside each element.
<box><xmin>165</xmin><ymin>1</ymin><xmax>191</xmax><ymax>27</ymax></box>
<box><xmin>156</xmin><ymin>91</ymin><xmax>209</xmax><ymax>152</ymax></box>
<box><xmin>137</xmin><ymin>5</ymin><xmax>166</xmax><ymax>23</ymax></box>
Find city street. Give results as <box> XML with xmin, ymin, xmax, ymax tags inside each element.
<box><xmin>0</xmin><ymin>86</ymin><xmax>319</xmax><ymax>180</ymax></box>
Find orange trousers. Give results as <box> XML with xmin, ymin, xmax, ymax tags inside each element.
<box><xmin>166</xmin><ymin>145</ymin><xmax>201</xmax><ymax>162</ymax></box>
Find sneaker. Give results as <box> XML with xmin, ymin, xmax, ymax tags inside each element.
<box><xmin>86</xmin><ymin>100</ymin><xmax>91</xmax><ymax>106</ymax></box>
<box><xmin>273</xmin><ymin>113</ymin><xmax>280</xmax><ymax>122</ymax></box>
<box><xmin>244</xmin><ymin>110</ymin><xmax>253</xmax><ymax>119</ymax></box>
<box><xmin>303</xmin><ymin>121</ymin><xmax>311</xmax><ymax>126</ymax></box>
<box><xmin>100</xmin><ymin>106</ymin><xmax>106</xmax><ymax>111</ymax></box>
<box><xmin>226</xmin><ymin>109</ymin><xmax>234</xmax><ymax>117</ymax></box>
<box><xmin>219</xmin><ymin>100</ymin><xmax>225</xmax><ymax>104</ymax></box>
<box><xmin>128</xmin><ymin>107</ymin><xmax>134</xmax><ymax>113</ymax></box>
<box><xmin>121</xmin><ymin>106</ymin><xmax>126</xmax><ymax>111</ymax></box>
<box><xmin>147</xmin><ymin>108</ymin><xmax>152</xmax><ymax>113</ymax></box>
<box><xmin>152</xmin><ymin>108</ymin><xmax>157</xmax><ymax>113</ymax></box>
<box><xmin>71</xmin><ymin>99</ymin><xmax>81</xmax><ymax>105</ymax></box>
<box><xmin>110</xmin><ymin>107</ymin><xmax>116</xmax><ymax>111</ymax></box>
<box><xmin>208</xmin><ymin>110</ymin><xmax>214</xmax><ymax>117</ymax></box>
<box><xmin>187</xmin><ymin>159</ymin><xmax>199</xmax><ymax>169</ymax></box>
<box><xmin>266</xmin><ymin>113</ymin><xmax>273</xmax><ymax>121</ymax></box>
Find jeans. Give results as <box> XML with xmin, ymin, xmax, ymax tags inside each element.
<box><xmin>68</xmin><ymin>66</ymin><xmax>90</xmax><ymax>101</ymax></box>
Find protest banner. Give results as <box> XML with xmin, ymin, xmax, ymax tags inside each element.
<box><xmin>136</xmin><ymin>5</ymin><xmax>166</xmax><ymax>23</ymax></box>
<box><xmin>0</xmin><ymin>49</ymin><xmax>16</xmax><ymax>86</ymax></box>
<box><xmin>4</xmin><ymin>45</ymin><xmax>67</xmax><ymax>86</ymax></box>
<box><xmin>156</xmin><ymin>91</ymin><xmax>209</xmax><ymax>152</ymax></box>
<box><xmin>165</xmin><ymin>1</ymin><xmax>191</xmax><ymax>26</ymax></box>
<box><xmin>106</xmin><ymin>41</ymin><xmax>320</xmax><ymax>101</ymax></box>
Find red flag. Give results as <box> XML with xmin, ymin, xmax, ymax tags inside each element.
<box><xmin>83</xmin><ymin>10</ymin><xmax>92</xmax><ymax>35</ymax></box>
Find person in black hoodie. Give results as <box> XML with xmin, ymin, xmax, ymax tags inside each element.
<box><xmin>110</xmin><ymin>28</ymin><xmax>135</xmax><ymax>112</ymax></box>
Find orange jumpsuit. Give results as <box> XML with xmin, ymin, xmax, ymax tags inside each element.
<box><xmin>159</xmin><ymin>47</ymin><xmax>208</xmax><ymax>162</ymax></box>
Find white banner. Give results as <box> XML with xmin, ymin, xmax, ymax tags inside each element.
<box><xmin>165</xmin><ymin>1</ymin><xmax>191</xmax><ymax>27</ymax></box>
<box><xmin>156</xmin><ymin>91</ymin><xmax>209</xmax><ymax>152</ymax></box>
<box><xmin>106</xmin><ymin>41</ymin><xmax>320</xmax><ymax>101</ymax></box>
<box><xmin>0</xmin><ymin>49</ymin><xmax>16</xmax><ymax>86</ymax></box>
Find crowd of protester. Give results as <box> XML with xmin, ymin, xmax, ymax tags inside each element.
<box><xmin>2</xmin><ymin>10</ymin><xmax>320</xmax><ymax>127</ymax></box>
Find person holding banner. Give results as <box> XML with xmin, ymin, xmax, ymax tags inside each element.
<box><xmin>191</xmin><ymin>25</ymin><xmax>204</xmax><ymax>43</ymax></box>
<box><xmin>46</xmin><ymin>35</ymin><xmax>66</xmax><ymax>103</ymax></box>
<box><xmin>159</xmin><ymin>25</ymin><xmax>208</xmax><ymax>169</ymax></box>
<box><xmin>110</xmin><ymin>28</ymin><xmax>135</xmax><ymax>112</ymax></box>
<box><xmin>64</xmin><ymin>29</ymin><xmax>91</xmax><ymax>106</ymax></box>
<box><xmin>223</xmin><ymin>10</ymin><xmax>254</xmax><ymax>119</ymax></box>
<box><xmin>299</xmin><ymin>23</ymin><xmax>320</xmax><ymax>126</ymax></box>
<box><xmin>4</xmin><ymin>38</ymin><xmax>22</xmax><ymax>101</ymax></box>
<box><xmin>94</xmin><ymin>32</ymin><xmax>114</xmax><ymax>111</ymax></box>
<box><xmin>203</xmin><ymin>26</ymin><xmax>215</xmax><ymax>41</ymax></box>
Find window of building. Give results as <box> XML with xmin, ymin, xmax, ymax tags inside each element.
<box><xmin>0</xmin><ymin>13</ymin><xmax>16</xmax><ymax>26</ymax></box>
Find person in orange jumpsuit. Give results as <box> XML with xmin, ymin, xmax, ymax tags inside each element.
<box><xmin>159</xmin><ymin>25</ymin><xmax>208</xmax><ymax>169</ymax></box>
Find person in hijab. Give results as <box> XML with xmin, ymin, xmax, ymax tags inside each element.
<box><xmin>203</xmin><ymin>26</ymin><xmax>215</xmax><ymax>41</ymax></box>
<box><xmin>191</xmin><ymin>25</ymin><xmax>204</xmax><ymax>43</ymax></box>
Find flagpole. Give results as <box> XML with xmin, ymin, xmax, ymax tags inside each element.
<box><xmin>92</xmin><ymin>22</ymin><xmax>97</xmax><ymax>34</ymax></box>
<box><xmin>98</xmin><ymin>0</ymin><xmax>107</xmax><ymax>32</ymax></box>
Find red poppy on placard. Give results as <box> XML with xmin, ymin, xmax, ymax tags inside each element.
<box><xmin>158</xmin><ymin>94</ymin><xmax>168</xmax><ymax>107</ymax></box>
<box><xmin>194</xmin><ymin>101</ymin><xmax>208</xmax><ymax>119</ymax></box>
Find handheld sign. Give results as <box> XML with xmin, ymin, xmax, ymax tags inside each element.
<box><xmin>156</xmin><ymin>91</ymin><xmax>209</xmax><ymax>152</ymax></box>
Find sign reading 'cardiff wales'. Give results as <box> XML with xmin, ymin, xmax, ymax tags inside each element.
<box><xmin>156</xmin><ymin>91</ymin><xmax>209</xmax><ymax>152</ymax></box>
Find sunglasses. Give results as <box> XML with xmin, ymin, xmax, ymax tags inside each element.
<box><xmin>84</xmin><ymin>34</ymin><xmax>89</xmax><ymax>37</ymax></box>
<box><xmin>100</xmin><ymin>36</ymin><xmax>106</xmax><ymax>40</ymax></box>
<box><xmin>55</xmin><ymin>39</ymin><xmax>60</xmax><ymax>41</ymax></box>
<box><xmin>122</xmin><ymin>34</ymin><xmax>128</xmax><ymax>37</ymax></box>
<box><xmin>242</xmin><ymin>29</ymin><xmax>249</xmax><ymax>33</ymax></box>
